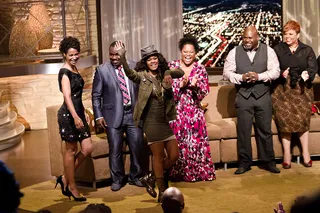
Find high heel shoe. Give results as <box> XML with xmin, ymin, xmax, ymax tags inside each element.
<box><xmin>282</xmin><ymin>162</ymin><xmax>291</xmax><ymax>169</ymax></box>
<box><xmin>302</xmin><ymin>160</ymin><xmax>312</xmax><ymax>167</ymax></box>
<box><xmin>66</xmin><ymin>187</ymin><xmax>87</xmax><ymax>202</ymax></box>
<box><xmin>139</xmin><ymin>172</ymin><xmax>157</xmax><ymax>198</ymax></box>
<box><xmin>54</xmin><ymin>175</ymin><xmax>69</xmax><ymax>196</ymax></box>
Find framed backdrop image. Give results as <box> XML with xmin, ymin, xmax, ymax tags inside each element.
<box><xmin>183</xmin><ymin>0</ymin><xmax>282</xmax><ymax>68</ymax></box>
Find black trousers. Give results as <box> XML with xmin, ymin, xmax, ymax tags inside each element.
<box><xmin>106</xmin><ymin>108</ymin><xmax>144</xmax><ymax>184</ymax></box>
<box><xmin>235</xmin><ymin>92</ymin><xmax>275</xmax><ymax>167</ymax></box>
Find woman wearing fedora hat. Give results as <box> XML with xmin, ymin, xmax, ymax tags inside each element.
<box><xmin>115</xmin><ymin>41</ymin><xmax>184</xmax><ymax>202</ymax></box>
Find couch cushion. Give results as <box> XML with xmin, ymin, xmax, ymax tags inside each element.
<box><xmin>91</xmin><ymin>134</ymin><xmax>129</xmax><ymax>158</ymax></box>
<box><xmin>209</xmin><ymin>119</ymin><xmax>237</xmax><ymax>139</ymax></box>
<box><xmin>207</xmin><ymin>123</ymin><xmax>222</xmax><ymax>140</ymax></box>
<box><xmin>220</xmin><ymin>135</ymin><xmax>283</xmax><ymax>163</ymax></box>
<box><xmin>209</xmin><ymin>118</ymin><xmax>246</xmax><ymax>139</ymax></box>
<box><xmin>203</xmin><ymin>85</ymin><xmax>237</xmax><ymax>123</ymax></box>
<box><xmin>270</xmin><ymin>119</ymin><xmax>278</xmax><ymax>134</ymax></box>
<box><xmin>209</xmin><ymin>117</ymin><xmax>277</xmax><ymax>139</ymax></box>
<box><xmin>309</xmin><ymin>115</ymin><xmax>320</xmax><ymax>132</ymax></box>
<box><xmin>209</xmin><ymin>140</ymin><xmax>220</xmax><ymax>163</ymax></box>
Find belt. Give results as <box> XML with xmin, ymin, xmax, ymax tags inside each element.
<box><xmin>123</xmin><ymin>105</ymin><xmax>132</xmax><ymax>111</ymax></box>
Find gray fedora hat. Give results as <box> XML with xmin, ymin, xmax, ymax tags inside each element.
<box><xmin>141</xmin><ymin>45</ymin><xmax>159</xmax><ymax>59</ymax></box>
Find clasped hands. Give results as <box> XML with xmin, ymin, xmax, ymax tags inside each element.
<box><xmin>180</xmin><ymin>75</ymin><xmax>197</xmax><ymax>88</ymax></box>
<box><xmin>242</xmin><ymin>72</ymin><xmax>259</xmax><ymax>83</ymax></box>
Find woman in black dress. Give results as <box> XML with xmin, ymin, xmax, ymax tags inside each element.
<box><xmin>55</xmin><ymin>37</ymin><xmax>93</xmax><ymax>201</ymax></box>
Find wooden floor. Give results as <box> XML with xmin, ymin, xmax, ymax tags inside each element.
<box><xmin>0</xmin><ymin>130</ymin><xmax>54</xmax><ymax>188</ymax></box>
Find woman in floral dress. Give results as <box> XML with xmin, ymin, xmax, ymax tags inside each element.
<box><xmin>168</xmin><ymin>35</ymin><xmax>216</xmax><ymax>182</ymax></box>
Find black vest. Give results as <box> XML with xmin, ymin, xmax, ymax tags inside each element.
<box><xmin>235</xmin><ymin>43</ymin><xmax>270</xmax><ymax>99</ymax></box>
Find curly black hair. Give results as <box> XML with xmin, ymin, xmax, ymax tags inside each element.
<box><xmin>178</xmin><ymin>34</ymin><xmax>200</xmax><ymax>53</ymax></box>
<box><xmin>59</xmin><ymin>36</ymin><xmax>81</xmax><ymax>54</ymax></box>
<box><xmin>135</xmin><ymin>53</ymin><xmax>169</xmax><ymax>80</ymax></box>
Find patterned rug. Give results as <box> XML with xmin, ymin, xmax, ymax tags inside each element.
<box><xmin>19</xmin><ymin>162</ymin><xmax>320</xmax><ymax>213</ymax></box>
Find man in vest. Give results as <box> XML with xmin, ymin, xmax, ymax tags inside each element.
<box><xmin>223</xmin><ymin>26</ymin><xmax>281</xmax><ymax>174</ymax></box>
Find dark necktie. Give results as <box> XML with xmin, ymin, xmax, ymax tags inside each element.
<box><xmin>117</xmin><ymin>66</ymin><xmax>130</xmax><ymax>105</ymax></box>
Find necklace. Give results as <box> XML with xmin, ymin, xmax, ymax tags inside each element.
<box><xmin>149</xmin><ymin>74</ymin><xmax>164</xmax><ymax>100</ymax></box>
<box><xmin>289</xmin><ymin>45</ymin><xmax>298</xmax><ymax>53</ymax></box>
<box><xmin>153</xmin><ymin>84</ymin><xmax>164</xmax><ymax>99</ymax></box>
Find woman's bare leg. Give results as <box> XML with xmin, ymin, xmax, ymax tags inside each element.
<box><xmin>164</xmin><ymin>139</ymin><xmax>179</xmax><ymax>170</ymax></box>
<box><xmin>281</xmin><ymin>132</ymin><xmax>291</xmax><ymax>164</ymax></box>
<box><xmin>299</xmin><ymin>131</ymin><xmax>311</xmax><ymax>163</ymax></box>
<box><xmin>65</xmin><ymin>138</ymin><xmax>93</xmax><ymax>197</ymax></box>
<box><xmin>149</xmin><ymin>142</ymin><xmax>165</xmax><ymax>178</ymax></box>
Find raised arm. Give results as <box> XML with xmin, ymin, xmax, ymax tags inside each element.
<box><xmin>115</xmin><ymin>41</ymin><xmax>141</xmax><ymax>84</ymax></box>
<box><xmin>162</xmin><ymin>68</ymin><xmax>185</xmax><ymax>89</ymax></box>
<box><xmin>190</xmin><ymin>65</ymin><xmax>209</xmax><ymax>101</ymax></box>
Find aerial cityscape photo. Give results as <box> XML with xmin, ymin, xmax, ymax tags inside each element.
<box><xmin>183</xmin><ymin>0</ymin><xmax>282</xmax><ymax>67</ymax></box>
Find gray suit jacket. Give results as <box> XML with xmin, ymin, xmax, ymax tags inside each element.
<box><xmin>92</xmin><ymin>60</ymin><xmax>138</xmax><ymax>128</ymax></box>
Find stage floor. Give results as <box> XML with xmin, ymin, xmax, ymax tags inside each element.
<box><xmin>2</xmin><ymin>130</ymin><xmax>320</xmax><ymax>213</ymax></box>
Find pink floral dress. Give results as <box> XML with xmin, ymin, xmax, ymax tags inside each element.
<box><xmin>168</xmin><ymin>60</ymin><xmax>216</xmax><ymax>182</ymax></box>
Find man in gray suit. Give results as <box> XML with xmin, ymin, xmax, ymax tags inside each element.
<box><xmin>92</xmin><ymin>41</ymin><xmax>144</xmax><ymax>191</ymax></box>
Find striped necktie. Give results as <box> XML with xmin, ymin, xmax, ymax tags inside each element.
<box><xmin>117</xmin><ymin>66</ymin><xmax>130</xmax><ymax>104</ymax></box>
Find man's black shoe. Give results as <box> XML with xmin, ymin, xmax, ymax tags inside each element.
<box><xmin>234</xmin><ymin>167</ymin><xmax>251</xmax><ymax>175</ymax></box>
<box><xmin>264</xmin><ymin>164</ymin><xmax>280</xmax><ymax>173</ymax></box>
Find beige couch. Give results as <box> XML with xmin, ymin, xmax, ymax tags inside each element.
<box><xmin>46</xmin><ymin>101</ymin><xmax>138</xmax><ymax>188</ymax></box>
<box><xmin>46</xmin><ymin>84</ymin><xmax>320</xmax><ymax>187</ymax></box>
<box><xmin>203</xmin><ymin>84</ymin><xmax>320</xmax><ymax>169</ymax></box>
<box><xmin>46</xmin><ymin>99</ymin><xmax>221</xmax><ymax>187</ymax></box>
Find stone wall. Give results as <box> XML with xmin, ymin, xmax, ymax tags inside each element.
<box><xmin>0</xmin><ymin>0</ymin><xmax>98</xmax><ymax>130</ymax></box>
<box><xmin>2</xmin><ymin>0</ymin><xmax>98</xmax><ymax>59</ymax></box>
<box><xmin>88</xmin><ymin>0</ymin><xmax>98</xmax><ymax>58</ymax></box>
<box><xmin>0</xmin><ymin>67</ymin><xmax>94</xmax><ymax>130</ymax></box>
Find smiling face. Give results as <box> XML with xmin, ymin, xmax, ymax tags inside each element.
<box><xmin>284</xmin><ymin>29</ymin><xmax>299</xmax><ymax>46</ymax></box>
<box><xmin>64</xmin><ymin>48</ymin><xmax>80</xmax><ymax>67</ymax></box>
<box><xmin>181</xmin><ymin>44</ymin><xmax>196</xmax><ymax>66</ymax></box>
<box><xmin>109</xmin><ymin>46</ymin><xmax>121</xmax><ymax>67</ymax></box>
<box><xmin>146</xmin><ymin>55</ymin><xmax>159</xmax><ymax>71</ymax></box>
<box><xmin>242</xmin><ymin>27</ymin><xmax>259</xmax><ymax>51</ymax></box>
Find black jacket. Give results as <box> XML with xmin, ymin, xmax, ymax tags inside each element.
<box><xmin>273</xmin><ymin>41</ymin><xmax>318</xmax><ymax>88</ymax></box>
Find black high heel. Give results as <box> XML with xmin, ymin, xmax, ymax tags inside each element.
<box><xmin>66</xmin><ymin>187</ymin><xmax>87</xmax><ymax>202</ymax></box>
<box><xmin>54</xmin><ymin>175</ymin><xmax>69</xmax><ymax>196</ymax></box>
<box><xmin>139</xmin><ymin>172</ymin><xmax>157</xmax><ymax>198</ymax></box>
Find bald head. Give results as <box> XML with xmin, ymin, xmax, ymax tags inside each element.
<box><xmin>161</xmin><ymin>187</ymin><xmax>184</xmax><ymax>213</ymax></box>
<box><xmin>243</xmin><ymin>26</ymin><xmax>258</xmax><ymax>36</ymax></box>
<box><xmin>242</xmin><ymin>26</ymin><xmax>259</xmax><ymax>50</ymax></box>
